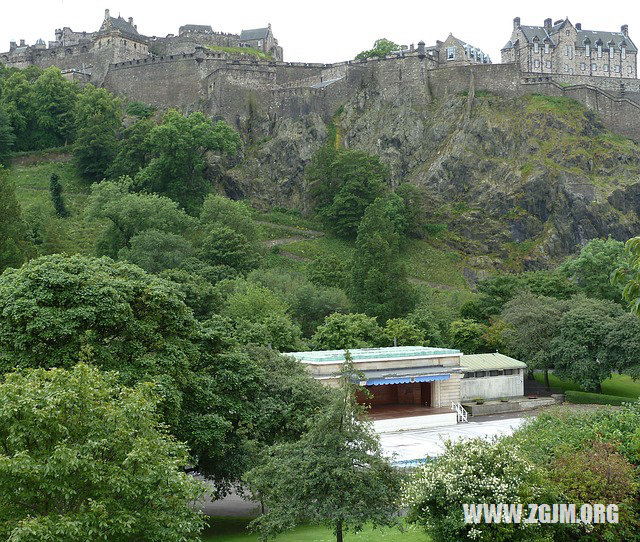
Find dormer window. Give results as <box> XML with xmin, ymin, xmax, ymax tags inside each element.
<box><xmin>609</xmin><ymin>43</ymin><xmax>614</xmax><ymax>59</ymax></box>
<box><xmin>622</xmin><ymin>46</ymin><xmax>626</xmax><ymax>59</ymax></box>
<box><xmin>597</xmin><ymin>44</ymin><xmax>603</xmax><ymax>58</ymax></box>
<box><xmin>585</xmin><ymin>42</ymin><xmax>591</xmax><ymax>57</ymax></box>
<box><xmin>533</xmin><ymin>38</ymin><xmax>539</xmax><ymax>54</ymax></box>
<box><xmin>544</xmin><ymin>42</ymin><xmax>550</xmax><ymax>54</ymax></box>
<box><xmin>446</xmin><ymin>46</ymin><xmax>456</xmax><ymax>60</ymax></box>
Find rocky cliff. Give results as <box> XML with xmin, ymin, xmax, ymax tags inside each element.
<box><xmin>223</xmin><ymin>90</ymin><xmax>640</xmax><ymax>272</ymax></box>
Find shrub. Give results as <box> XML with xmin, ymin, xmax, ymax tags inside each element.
<box><xmin>564</xmin><ymin>390</ymin><xmax>631</xmax><ymax>406</ymax></box>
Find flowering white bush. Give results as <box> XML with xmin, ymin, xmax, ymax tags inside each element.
<box><xmin>403</xmin><ymin>437</ymin><xmax>554</xmax><ymax>542</ymax></box>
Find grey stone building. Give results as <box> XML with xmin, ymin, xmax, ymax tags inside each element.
<box><xmin>429</xmin><ymin>34</ymin><xmax>491</xmax><ymax>66</ymax></box>
<box><xmin>502</xmin><ymin>17</ymin><xmax>637</xmax><ymax>79</ymax></box>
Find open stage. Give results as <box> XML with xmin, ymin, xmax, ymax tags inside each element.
<box><xmin>365</xmin><ymin>404</ymin><xmax>458</xmax><ymax>433</ymax></box>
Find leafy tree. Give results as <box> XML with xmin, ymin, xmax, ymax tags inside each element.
<box><xmin>0</xmin><ymin>363</ymin><xmax>206</xmax><ymax>541</ymax></box>
<box><xmin>383</xmin><ymin>317</ymin><xmax>425</xmax><ymax>346</ymax></box>
<box><xmin>249</xmin><ymin>268</ymin><xmax>350</xmax><ymax>337</ymax></box>
<box><xmin>306</xmin><ymin>252</ymin><xmax>349</xmax><ymax>289</ymax></box>
<box><xmin>197</xmin><ymin>226</ymin><xmax>261</xmax><ymax>275</ymax></box>
<box><xmin>246</xmin><ymin>353</ymin><xmax>401</xmax><ymax>542</ymax></box>
<box><xmin>614</xmin><ymin>236</ymin><xmax>640</xmax><ymax>313</ymax></box>
<box><xmin>460</xmin><ymin>274</ymin><xmax>523</xmax><ymax>322</ymax></box>
<box><xmin>380</xmin><ymin>192</ymin><xmax>410</xmax><ymax>236</ymax></box>
<box><xmin>126</xmin><ymin>100</ymin><xmax>157</xmax><ymax>119</ymax></box>
<box><xmin>23</xmin><ymin>203</ymin><xmax>66</xmax><ymax>255</ymax></box>
<box><xmin>221</xmin><ymin>281</ymin><xmax>303</xmax><ymax>351</ymax></box>
<box><xmin>0</xmin><ymin>104</ymin><xmax>15</xmax><ymax>167</ymax></box>
<box><xmin>448</xmin><ymin>319</ymin><xmax>489</xmax><ymax>354</ymax></box>
<box><xmin>48</xmin><ymin>172</ymin><xmax>69</xmax><ymax>217</ymax></box>
<box><xmin>118</xmin><ymin>229</ymin><xmax>195</xmax><ymax>273</ymax></box>
<box><xmin>550</xmin><ymin>296</ymin><xmax>627</xmax><ymax>392</ymax></box>
<box><xmin>107</xmin><ymin>117</ymin><xmax>154</xmax><ymax>179</ymax></box>
<box><xmin>135</xmin><ymin>110</ymin><xmax>242</xmax><ymax>209</ymax></box>
<box><xmin>349</xmin><ymin>198</ymin><xmax>415</xmax><ymax>321</ymax></box>
<box><xmin>312</xmin><ymin>312</ymin><xmax>383</xmax><ymax>350</ymax></box>
<box><xmin>0</xmin><ymin>254</ymin><xmax>272</xmax><ymax>492</ymax></box>
<box><xmin>309</xmin><ymin>148</ymin><xmax>389</xmax><ymax>239</ymax></box>
<box><xmin>74</xmin><ymin>85</ymin><xmax>122</xmax><ymax>181</ymax></box>
<box><xmin>199</xmin><ymin>194</ymin><xmax>259</xmax><ymax>240</ymax></box>
<box><xmin>501</xmin><ymin>292</ymin><xmax>567</xmax><ymax>389</ymax></box>
<box><xmin>159</xmin><ymin>268</ymin><xmax>222</xmax><ymax>320</ymax></box>
<box><xmin>32</xmin><ymin>66</ymin><xmax>78</xmax><ymax>146</ymax></box>
<box><xmin>178</xmin><ymin>256</ymin><xmax>238</xmax><ymax>285</ymax></box>
<box><xmin>0</xmin><ymin>71</ymin><xmax>36</xmax><ymax>151</ymax></box>
<box><xmin>394</xmin><ymin>183</ymin><xmax>432</xmax><ymax>238</ymax></box>
<box><xmin>560</xmin><ymin>237</ymin><xmax>626</xmax><ymax>302</ymax></box>
<box><xmin>405</xmin><ymin>307</ymin><xmax>443</xmax><ymax>346</ymax></box>
<box><xmin>85</xmin><ymin>179</ymin><xmax>196</xmax><ymax>258</ymax></box>
<box><xmin>355</xmin><ymin>38</ymin><xmax>400</xmax><ymax>60</ymax></box>
<box><xmin>0</xmin><ymin>167</ymin><xmax>28</xmax><ymax>272</ymax></box>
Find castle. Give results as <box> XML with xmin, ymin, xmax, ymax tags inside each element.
<box><xmin>2</xmin><ymin>11</ymin><xmax>640</xmax><ymax>141</ymax></box>
<box><xmin>502</xmin><ymin>17</ymin><xmax>637</xmax><ymax>79</ymax></box>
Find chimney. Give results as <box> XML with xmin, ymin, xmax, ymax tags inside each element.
<box><xmin>9</xmin><ymin>41</ymin><xmax>17</xmax><ymax>51</ymax></box>
<box><xmin>513</xmin><ymin>17</ymin><xmax>521</xmax><ymax>31</ymax></box>
<box><xmin>105</xmin><ymin>8</ymin><xmax>110</xmax><ymax>20</ymax></box>
<box><xmin>417</xmin><ymin>40</ymin><xmax>425</xmax><ymax>58</ymax></box>
<box><xmin>128</xmin><ymin>17</ymin><xmax>134</xmax><ymax>25</ymax></box>
<box><xmin>622</xmin><ymin>24</ymin><xmax>629</xmax><ymax>37</ymax></box>
<box><xmin>19</xmin><ymin>39</ymin><xmax>25</xmax><ymax>47</ymax></box>
<box><xmin>544</xmin><ymin>18</ymin><xmax>552</xmax><ymax>31</ymax></box>
<box><xmin>575</xmin><ymin>23</ymin><xmax>582</xmax><ymax>30</ymax></box>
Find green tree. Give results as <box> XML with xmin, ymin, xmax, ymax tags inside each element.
<box><xmin>85</xmin><ymin>179</ymin><xmax>196</xmax><ymax>258</ymax></box>
<box><xmin>501</xmin><ymin>292</ymin><xmax>567</xmax><ymax>389</ymax></box>
<box><xmin>107</xmin><ymin>117</ymin><xmax>154</xmax><ymax>179</ymax></box>
<box><xmin>0</xmin><ymin>254</ymin><xmax>265</xmax><ymax>492</ymax></box>
<box><xmin>355</xmin><ymin>38</ymin><xmax>400</xmax><ymax>60</ymax></box>
<box><xmin>197</xmin><ymin>226</ymin><xmax>261</xmax><ymax>275</ymax></box>
<box><xmin>306</xmin><ymin>252</ymin><xmax>349</xmax><ymax>289</ymax></box>
<box><xmin>0</xmin><ymin>167</ymin><xmax>28</xmax><ymax>272</ymax></box>
<box><xmin>448</xmin><ymin>319</ymin><xmax>489</xmax><ymax>354</ymax></box>
<box><xmin>383</xmin><ymin>317</ymin><xmax>425</xmax><ymax>346</ymax></box>
<box><xmin>0</xmin><ymin>104</ymin><xmax>15</xmax><ymax>167</ymax></box>
<box><xmin>0</xmin><ymin>363</ymin><xmax>206</xmax><ymax>541</ymax></box>
<box><xmin>159</xmin><ymin>268</ymin><xmax>222</xmax><ymax>320</ymax></box>
<box><xmin>135</xmin><ymin>110</ymin><xmax>242</xmax><ymax>209</ymax></box>
<box><xmin>199</xmin><ymin>194</ymin><xmax>259</xmax><ymax>240</ymax></box>
<box><xmin>614</xmin><ymin>236</ymin><xmax>640</xmax><ymax>313</ymax></box>
<box><xmin>118</xmin><ymin>229</ymin><xmax>195</xmax><ymax>273</ymax></box>
<box><xmin>74</xmin><ymin>85</ymin><xmax>122</xmax><ymax>181</ymax></box>
<box><xmin>48</xmin><ymin>172</ymin><xmax>69</xmax><ymax>218</ymax></box>
<box><xmin>312</xmin><ymin>312</ymin><xmax>383</xmax><ymax>350</ymax></box>
<box><xmin>561</xmin><ymin>237</ymin><xmax>627</xmax><ymax>302</ymax></box>
<box><xmin>550</xmin><ymin>296</ymin><xmax>627</xmax><ymax>392</ymax></box>
<box><xmin>32</xmin><ymin>66</ymin><xmax>78</xmax><ymax>146</ymax></box>
<box><xmin>405</xmin><ymin>307</ymin><xmax>444</xmax><ymax>346</ymax></box>
<box><xmin>349</xmin><ymin>198</ymin><xmax>415</xmax><ymax>321</ymax></box>
<box><xmin>309</xmin><ymin>148</ymin><xmax>389</xmax><ymax>239</ymax></box>
<box><xmin>246</xmin><ymin>353</ymin><xmax>401</xmax><ymax>542</ymax></box>
<box><xmin>0</xmin><ymin>71</ymin><xmax>37</xmax><ymax>151</ymax></box>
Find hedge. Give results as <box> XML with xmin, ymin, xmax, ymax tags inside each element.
<box><xmin>565</xmin><ymin>390</ymin><xmax>632</xmax><ymax>406</ymax></box>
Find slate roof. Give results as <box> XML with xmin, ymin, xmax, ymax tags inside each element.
<box><xmin>577</xmin><ymin>29</ymin><xmax>637</xmax><ymax>52</ymax></box>
<box><xmin>460</xmin><ymin>352</ymin><xmax>527</xmax><ymax>371</ymax></box>
<box><xmin>180</xmin><ymin>24</ymin><xmax>213</xmax><ymax>33</ymax></box>
<box><xmin>289</xmin><ymin>346</ymin><xmax>461</xmax><ymax>364</ymax></box>
<box><xmin>240</xmin><ymin>28</ymin><xmax>269</xmax><ymax>41</ymax></box>
<box><xmin>102</xmin><ymin>16</ymin><xmax>140</xmax><ymax>39</ymax></box>
<box><xmin>520</xmin><ymin>25</ymin><xmax>555</xmax><ymax>46</ymax></box>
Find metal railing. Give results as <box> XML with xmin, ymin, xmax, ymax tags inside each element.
<box><xmin>451</xmin><ymin>402</ymin><xmax>468</xmax><ymax>423</ymax></box>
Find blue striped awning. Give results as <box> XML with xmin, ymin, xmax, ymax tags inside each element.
<box><xmin>366</xmin><ymin>374</ymin><xmax>450</xmax><ymax>386</ymax></box>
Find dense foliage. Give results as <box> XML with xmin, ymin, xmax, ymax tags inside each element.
<box><xmin>0</xmin><ymin>363</ymin><xmax>206</xmax><ymax>541</ymax></box>
<box><xmin>0</xmin><ymin>167</ymin><xmax>28</xmax><ymax>273</ymax></box>
<box><xmin>355</xmin><ymin>38</ymin><xmax>401</xmax><ymax>60</ymax></box>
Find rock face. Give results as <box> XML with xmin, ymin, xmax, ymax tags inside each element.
<box><xmin>225</xmin><ymin>90</ymin><xmax>640</xmax><ymax>270</ymax></box>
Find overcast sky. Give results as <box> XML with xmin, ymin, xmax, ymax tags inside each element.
<box><xmin>1</xmin><ymin>1</ymin><xmax>639</xmax><ymax>64</ymax></box>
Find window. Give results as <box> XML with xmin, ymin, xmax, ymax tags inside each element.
<box><xmin>609</xmin><ymin>47</ymin><xmax>614</xmax><ymax>59</ymax></box>
<box><xmin>475</xmin><ymin>371</ymin><xmax>486</xmax><ymax>378</ymax></box>
<box><xmin>615</xmin><ymin>65</ymin><xmax>621</xmax><ymax>73</ymax></box>
<box><xmin>446</xmin><ymin>46</ymin><xmax>456</xmax><ymax>60</ymax></box>
<box><xmin>581</xmin><ymin>62</ymin><xmax>586</xmax><ymax>70</ymax></box>
<box><xmin>622</xmin><ymin>46</ymin><xmax>626</xmax><ymax>59</ymax></box>
<box><xmin>504</xmin><ymin>369</ymin><xmax>514</xmax><ymax>376</ymax></box>
<box><xmin>566</xmin><ymin>30</ymin><xmax>570</xmax><ymax>36</ymax></box>
<box><xmin>629</xmin><ymin>66</ymin><xmax>633</xmax><ymax>75</ymax></box>
<box><xmin>598</xmin><ymin>45</ymin><xmax>603</xmax><ymax>58</ymax></box>
<box><xmin>604</xmin><ymin>64</ymin><xmax>609</xmax><ymax>72</ymax></box>
<box><xmin>585</xmin><ymin>44</ymin><xmax>590</xmax><ymax>57</ymax></box>
<box><xmin>567</xmin><ymin>46</ymin><xmax>573</xmax><ymax>59</ymax></box>
<box><xmin>546</xmin><ymin>60</ymin><xmax>551</xmax><ymax>68</ymax></box>
<box><xmin>592</xmin><ymin>63</ymin><xmax>597</xmax><ymax>71</ymax></box>
<box><xmin>534</xmin><ymin>42</ymin><xmax>539</xmax><ymax>54</ymax></box>
<box><xmin>544</xmin><ymin>43</ymin><xmax>550</xmax><ymax>54</ymax></box>
<box><xmin>534</xmin><ymin>59</ymin><xmax>540</xmax><ymax>68</ymax></box>
<box><xmin>489</xmin><ymin>370</ymin><xmax>500</xmax><ymax>377</ymax></box>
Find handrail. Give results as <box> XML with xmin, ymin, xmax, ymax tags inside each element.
<box><xmin>451</xmin><ymin>402</ymin><xmax>468</xmax><ymax>423</ymax></box>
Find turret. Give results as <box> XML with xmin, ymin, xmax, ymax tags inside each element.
<box><xmin>9</xmin><ymin>41</ymin><xmax>17</xmax><ymax>52</ymax></box>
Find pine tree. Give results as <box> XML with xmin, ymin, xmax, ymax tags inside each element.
<box><xmin>349</xmin><ymin>198</ymin><xmax>415</xmax><ymax>322</ymax></box>
<box><xmin>49</xmin><ymin>173</ymin><xmax>69</xmax><ymax>218</ymax></box>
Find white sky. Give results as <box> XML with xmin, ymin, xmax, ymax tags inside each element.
<box><xmin>1</xmin><ymin>1</ymin><xmax>639</xmax><ymax>64</ymax></box>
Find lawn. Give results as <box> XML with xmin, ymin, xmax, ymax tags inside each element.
<box><xmin>533</xmin><ymin>372</ymin><xmax>640</xmax><ymax>398</ymax></box>
<box><xmin>201</xmin><ymin>517</ymin><xmax>429</xmax><ymax>542</ymax></box>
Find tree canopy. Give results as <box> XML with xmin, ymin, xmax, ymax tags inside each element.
<box><xmin>0</xmin><ymin>363</ymin><xmax>206</xmax><ymax>541</ymax></box>
<box><xmin>0</xmin><ymin>167</ymin><xmax>28</xmax><ymax>273</ymax></box>
<box><xmin>355</xmin><ymin>38</ymin><xmax>401</xmax><ymax>61</ymax></box>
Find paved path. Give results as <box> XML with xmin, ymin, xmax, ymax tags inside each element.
<box><xmin>380</xmin><ymin>416</ymin><xmax>527</xmax><ymax>464</ymax></box>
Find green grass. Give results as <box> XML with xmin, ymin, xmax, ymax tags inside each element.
<box><xmin>9</xmin><ymin>158</ymin><xmax>105</xmax><ymax>255</ymax></box>
<box><xmin>206</xmin><ymin>46</ymin><xmax>272</xmax><ymax>60</ymax></box>
<box><xmin>201</xmin><ymin>517</ymin><xmax>429</xmax><ymax>542</ymax></box>
<box><xmin>564</xmin><ymin>390</ymin><xmax>631</xmax><ymax>406</ymax></box>
<box><xmin>533</xmin><ymin>373</ymin><xmax>640</xmax><ymax>398</ymax></box>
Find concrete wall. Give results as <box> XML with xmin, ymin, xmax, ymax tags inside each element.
<box><xmin>460</xmin><ymin>372</ymin><xmax>524</xmax><ymax>401</ymax></box>
<box><xmin>434</xmin><ymin>374</ymin><xmax>462</xmax><ymax>407</ymax></box>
